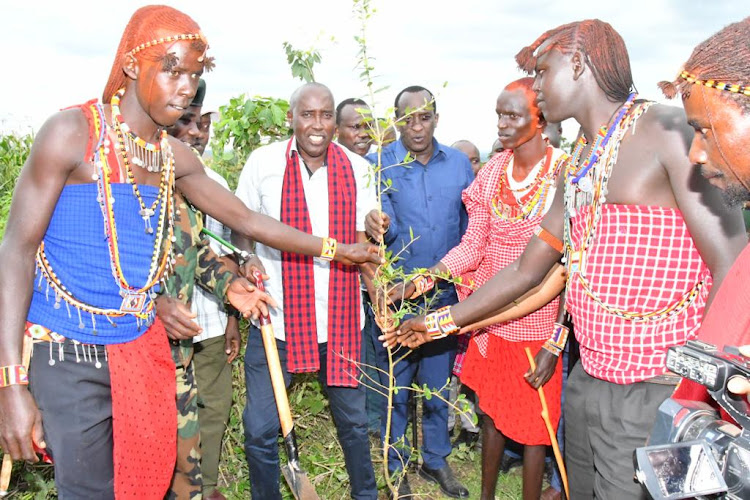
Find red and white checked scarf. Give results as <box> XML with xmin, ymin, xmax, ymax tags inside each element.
<box><xmin>442</xmin><ymin>149</ymin><xmax>567</xmax><ymax>370</ymax></box>
<box><xmin>280</xmin><ymin>139</ymin><xmax>361</xmax><ymax>387</ymax></box>
<box><xmin>566</xmin><ymin>204</ymin><xmax>712</xmax><ymax>384</ymax></box>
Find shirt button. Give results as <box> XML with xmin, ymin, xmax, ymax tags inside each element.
<box><xmin>427</xmin><ymin>195</ymin><xmax>433</xmax><ymax>201</ymax></box>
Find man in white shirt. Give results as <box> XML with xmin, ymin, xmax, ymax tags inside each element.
<box><xmin>234</xmin><ymin>82</ymin><xmax>378</xmax><ymax>500</ymax></box>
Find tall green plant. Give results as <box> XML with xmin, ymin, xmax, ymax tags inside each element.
<box><xmin>282</xmin><ymin>42</ymin><xmax>322</xmax><ymax>83</ymax></box>
<box><xmin>0</xmin><ymin>133</ymin><xmax>33</xmax><ymax>238</ymax></box>
<box><xmin>351</xmin><ymin>1</ymin><xmax>471</xmax><ymax>495</ymax></box>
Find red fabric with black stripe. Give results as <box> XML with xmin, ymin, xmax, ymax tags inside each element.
<box><xmin>280</xmin><ymin>139</ymin><xmax>360</xmax><ymax>387</ymax></box>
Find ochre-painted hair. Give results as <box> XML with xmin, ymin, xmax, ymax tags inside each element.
<box><xmin>659</xmin><ymin>17</ymin><xmax>750</xmax><ymax>114</ymax></box>
<box><xmin>515</xmin><ymin>19</ymin><xmax>634</xmax><ymax>103</ymax></box>
<box><xmin>503</xmin><ymin>77</ymin><xmax>544</xmax><ymax>123</ymax></box>
<box><xmin>102</xmin><ymin>5</ymin><xmax>207</xmax><ymax>103</ymax></box>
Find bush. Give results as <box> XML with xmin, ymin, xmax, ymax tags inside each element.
<box><xmin>209</xmin><ymin>95</ymin><xmax>291</xmax><ymax>190</ymax></box>
<box><xmin>0</xmin><ymin>133</ymin><xmax>33</xmax><ymax>237</ymax></box>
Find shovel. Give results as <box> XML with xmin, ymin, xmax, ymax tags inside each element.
<box><xmin>252</xmin><ymin>270</ymin><xmax>320</xmax><ymax>500</ymax></box>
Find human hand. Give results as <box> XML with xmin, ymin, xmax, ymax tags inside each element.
<box><xmin>224</xmin><ymin>316</ymin><xmax>241</xmax><ymax>363</ymax></box>
<box><xmin>386</xmin><ymin>280</ymin><xmax>416</xmax><ymax>305</ymax></box>
<box><xmin>239</xmin><ymin>255</ymin><xmax>268</xmax><ymax>284</ymax></box>
<box><xmin>727</xmin><ymin>345</ymin><xmax>750</xmax><ymax>397</ymax></box>
<box><xmin>0</xmin><ymin>386</ymin><xmax>45</xmax><ymax>462</ymax></box>
<box><xmin>226</xmin><ymin>277</ymin><xmax>277</xmax><ymax>321</ymax></box>
<box><xmin>524</xmin><ymin>347</ymin><xmax>559</xmax><ymax>389</ymax></box>
<box><xmin>156</xmin><ymin>295</ymin><xmax>202</xmax><ymax>340</ymax></box>
<box><xmin>379</xmin><ymin>315</ymin><xmax>431</xmax><ymax>349</ymax></box>
<box><xmin>365</xmin><ymin>210</ymin><xmax>390</xmax><ymax>243</ymax></box>
<box><xmin>335</xmin><ymin>241</ymin><xmax>384</xmax><ymax>266</ymax></box>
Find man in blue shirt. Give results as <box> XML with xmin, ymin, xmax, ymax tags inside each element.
<box><xmin>365</xmin><ymin>86</ymin><xmax>473</xmax><ymax>499</ymax></box>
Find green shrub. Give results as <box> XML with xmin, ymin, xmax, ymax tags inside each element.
<box><xmin>209</xmin><ymin>95</ymin><xmax>291</xmax><ymax>190</ymax></box>
<box><xmin>0</xmin><ymin>132</ymin><xmax>33</xmax><ymax>238</ymax></box>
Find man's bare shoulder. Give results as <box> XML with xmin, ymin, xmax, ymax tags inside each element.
<box><xmin>28</xmin><ymin>108</ymin><xmax>90</xmax><ymax>174</ymax></box>
<box><xmin>635</xmin><ymin>102</ymin><xmax>692</xmax><ymax>141</ymax></box>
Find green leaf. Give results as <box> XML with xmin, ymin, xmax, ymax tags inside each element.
<box><xmin>244</xmin><ymin>99</ymin><xmax>257</xmax><ymax>115</ymax></box>
<box><xmin>270</xmin><ymin>104</ymin><xmax>287</xmax><ymax>125</ymax></box>
<box><xmin>309</xmin><ymin>398</ymin><xmax>325</xmax><ymax>415</ymax></box>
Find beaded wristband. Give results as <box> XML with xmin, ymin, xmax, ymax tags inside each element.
<box><xmin>425</xmin><ymin>312</ymin><xmax>442</xmax><ymax>339</ymax></box>
<box><xmin>542</xmin><ymin>341</ymin><xmax>562</xmax><ymax>357</ymax></box>
<box><xmin>435</xmin><ymin>306</ymin><xmax>459</xmax><ymax>336</ymax></box>
<box><xmin>409</xmin><ymin>274</ymin><xmax>436</xmax><ymax>299</ymax></box>
<box><xmin>542</xmin><ymin>323</ymin><xmax>569</xmax><ymax>357</ymax></box>
<box><xmin>0</xmin><ymin>365</ymin><xmax>29</xmax><ymax>388</ymax></box>
<box><xmin>320</xmin><ymin>237</ymin><xmax>337</xmax><ymax>261</ymax></box>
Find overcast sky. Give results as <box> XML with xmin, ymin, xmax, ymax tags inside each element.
<box><xmin>0</xmin><ymin>1</ymin><xmax>743</xmax><ymax>155</ymax></box>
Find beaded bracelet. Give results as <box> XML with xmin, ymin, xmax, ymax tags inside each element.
<box><xmin>320</xmin><ymin>237</ymin><xmax>337</xmax><ymax>261</ymax></box>
<box><xmin>0</xmin><ymin>365</ymin><xmax>29</xmax><ymax>388</ymax></box>
<box><xmin>425</xmin><ymin>312</ymin><xmax>441</xmax><ymax>338</ymax></box>
<box><xmin>436</xmin><ymin>306</ymin><xmax>460</xmax><ymax>337</ymax></box>
<box><xmin>542</xmin><ymin>323</ymin><xmax>569</xmax><ymax>357</ymax></box>
<box><xmin>409</xmin><ymin>274</ymin><xmax>436</xmax><ymax>299</ymax></box>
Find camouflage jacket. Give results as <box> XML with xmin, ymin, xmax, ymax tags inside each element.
<box><xmin>164</xmin><ymin>190</ymin><xmax>236</xmax><ymax>367</ymax></box>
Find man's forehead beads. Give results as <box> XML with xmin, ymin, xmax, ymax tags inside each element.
<box><xmin>679</xmin><ymin>70</ymin><xmax>750</xmax><ymax>97</ymax></box>
<box><xmin>128</xmin><ymin>33</ymin><xmax>205</xmax><ymax>57</ymax></box>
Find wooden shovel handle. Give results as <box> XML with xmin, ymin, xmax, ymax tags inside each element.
<box><xmin>252</xmin><ymin>270</ymin><xmax>294</xmax><ymax>436</ymax></box>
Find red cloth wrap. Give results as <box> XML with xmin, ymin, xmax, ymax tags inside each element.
<box><xmin>673</xmin><ymin>244</ymin><xmax>750</xmax><ymax>420</ymax></box>
<box><xmin>107</xmin><ymin>317</ymin><xmax>176</xmax><ymax>499</ymax></box>
<box><xmin>461</xmin><ymin>334</ymin><xmax>562</xmax><ymax>445</ymax></box>
<box><xmin>279</xmin><ymin>139</ymin><xmax>361</xmax><ymax>387</ymax></box>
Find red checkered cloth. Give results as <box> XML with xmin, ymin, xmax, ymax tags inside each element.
<box><xmin>280</xmin><ymin>139</ymin><xmax>361</xmax><ymax>387</ymax></box>
<box><xmin>442</xmin><ymin>149</ymin><xmax>566</xmax><ymax>374</ymax></box>
<box><xmin>566</xmin><ymin>204</ymin><xmax>712</xmax><ymax>384</ymax></box>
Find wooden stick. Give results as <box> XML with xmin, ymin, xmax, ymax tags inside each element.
<box><xmin>0</xmin><ymin>455</ymin><xmax>11</xmax><ymax>497</ymax></box>
<box><xmin>524</xmin><ymin>347</ymin><xmax>569</xmax><ymax>499</ymax></box>
<box><xmin>459</xmin><ymin>264</ymin><xmax>566</xmax><ymax>334</ymax></box>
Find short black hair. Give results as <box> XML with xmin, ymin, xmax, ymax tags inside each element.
<box><xmin>335</xmin><ymin>98</ymin><xmax>369</xmax><ymax>125</ymax></box>
<box><xmin>394</xmin><ymin>86</ymin><xmax>436</xmax><ymax>115</ymax></box>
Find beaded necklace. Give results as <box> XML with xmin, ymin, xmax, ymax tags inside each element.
<box><xmin>505</xmin><ymin>150</ymin><xmax>549</xmax><ymax>193</ymax></box>
<box><xmin>112</xmin><ymin>116</ymin><xmax>168</xmax><ymax>234</ymax></box>
<box><xmin>34</xmin><ymin>99</ymin><xmax>176</xmax><ymax>331</ymax></box>
<box><xmin>491</xmin><ymin>146</ymin><xmax>565</xmax><ymax>221</ymax></box>
<box><xmin>569</xmin><ymin>93</ymin><xmax>637</xmax><ymax>192</ymax></box>
<box><xmin>562</xmin><ymin>98</ymin><xmax>705</xmax><ymax>322</ymax></box>
<box><xmin>111</xmin><ymin>89</ymin><xmax>164</xmax><ymax>172</ymax></box>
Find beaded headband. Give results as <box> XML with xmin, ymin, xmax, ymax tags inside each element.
<box><xmin>128</xmin><ymin>33</ymin><xmax>205</xmax><ymax>57</ymax></box>
<box><xmin>679</xmin><ymin>70</ymin><xmax>750</xmax><ymax>97</ymax></box>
